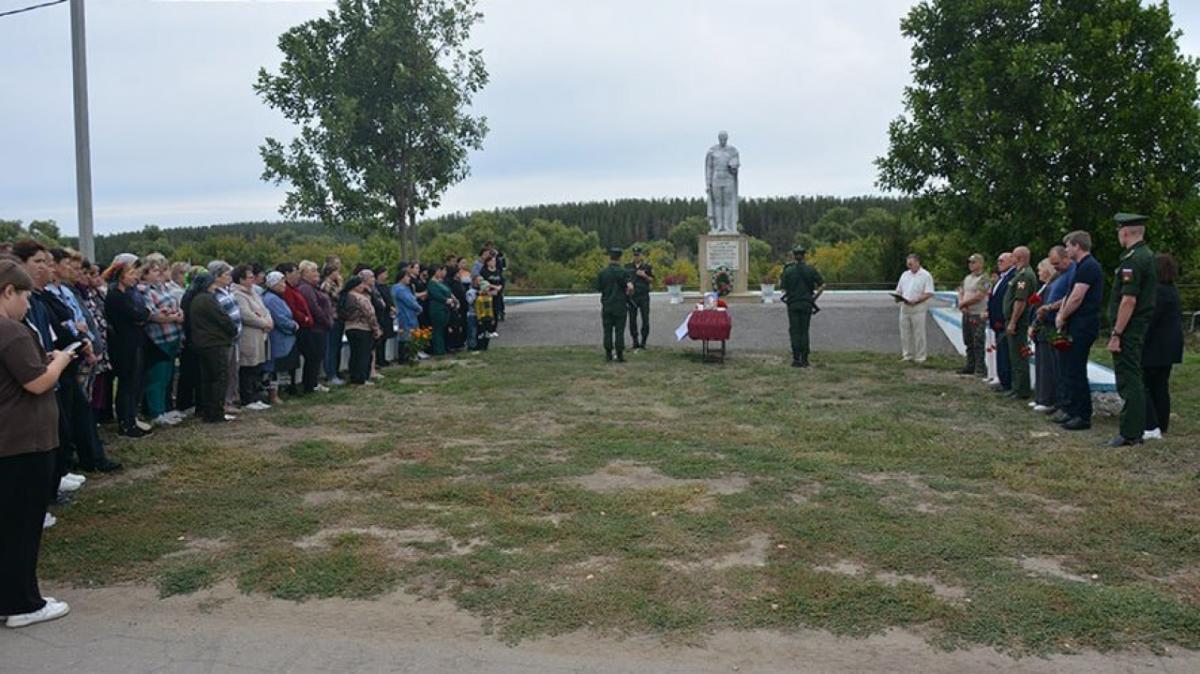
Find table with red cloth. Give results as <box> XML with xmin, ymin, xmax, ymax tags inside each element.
<box><xmin>687</xmin><ymin>308</ymin><xmax>731</xmax><ymax>363</ymax></box>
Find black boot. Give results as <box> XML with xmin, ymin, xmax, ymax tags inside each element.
<box><xmin>800</xmin><ymin>354</ymin><xmax>810</xmax><ymax>368</ymax></box>
<box><xmin>616</xmin><ymin>352</ymin><xmax>626</xmax><ymax>363</ymax></box>
<box><xmin>605</xmin><ymin>350</ymin><xmax>613</xmax><ymax>362</ymax></box>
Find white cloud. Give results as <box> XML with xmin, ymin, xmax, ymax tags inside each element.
<box><xmin>1</xmin><ymin>0</ymin><xmax>1198</xmax><ymax>235</ymax></box>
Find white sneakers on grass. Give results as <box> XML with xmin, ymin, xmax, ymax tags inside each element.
<box><xmin>58</xmin><ymin>476</ymin><xmax>81</xmax><ymax>493</ymax></box>
<box><xmin>329</xmin><ymin>377</ymin><xmax>346</xmax><ymax>386</ymax></box>
<box><xmin>43</xmin><ymin>513</ymin><xmax>56</xmax><ymax>529</ymax></box>
<box><xmin>1143</xmin><ymin>428</ymin><xmax>1163</xmax><ymax>440</ymax></box>
<box><xmin>6</xmin><ymin>598</ymin><xmax>70</xmax><ymax>628</ymax></box>
<box><xmin>1033</xmin><ymin>404</ymin><xmax>1055</xmax><ymax>413</ymax></box>
<box><xmin>244</xmin><ymin>401</ymin><xmax>271</xmax><ymax>411</ymax></box>
<box><xmin>315</xmin><ymin>384</ymin><xmax>331</xmax><ymax>393</ymax></box>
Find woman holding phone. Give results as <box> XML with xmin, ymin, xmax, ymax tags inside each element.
<box><xmin>0</xmin><ymin>259</ymin><xmax>76</xmax><ymax>627</ymax></box>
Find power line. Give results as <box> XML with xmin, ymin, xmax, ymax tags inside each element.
<box><xmin>0</xmin><ymin>0</ymin><xmax>67</xmax><ymax>19</ymax></box>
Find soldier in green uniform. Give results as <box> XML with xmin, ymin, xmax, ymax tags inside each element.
<box><xmin>779</xmin><ymin>245</ymin><xmax>825</xmax><ymax>367</ymax></box>
<box><xmin>1002</xmin><ymin>246</ymin><xmax>1037</xmax><ymax>399</ymax></box>
<box><xmin>1106</xmin><ymin>212</ymin><xmax>1157</xmax><ymax>446</ymax></box>
<box><xmin>626</xmin><ymin>246</ymin><xmax>654</xmax><ymax>349</ymax></box>
<box><xmin>596</xmin><ymin>247</ymin><xmax>633</xmax><ymax>362</ymax></box>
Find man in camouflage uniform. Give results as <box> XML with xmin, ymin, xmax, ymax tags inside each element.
<box><xmin>779</xmin><ymin>245</ymin><xmax>825</xmax><ymax>367</ymax></box>
<box><xmin>596</xmin><ymin>247</ymin><xmax>633</xmax><ymax>362</ymax></box>
<box><xmin>1106</xmin><ymin>213</ymin><xmax>1157</xmax><ymax>447</ymax></box>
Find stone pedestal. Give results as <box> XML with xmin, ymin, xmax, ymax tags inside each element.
<box><xmin>698</xmin><ymin>233</ymin><xmax>749</xmax><ymax>295</ymax></box>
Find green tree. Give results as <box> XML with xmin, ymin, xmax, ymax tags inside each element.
<box><xmin>28</xmin><ymin>220</ymin><xmax>61</xmax><ymax>246</ymax></box>
<box><xmin>878</xmin><ymin>0</ymin><xmax>1200</xmax><ymax>266</ymax></box>
<box><xmin>0</xmin><ymin>219</ymin><xmax>27</xmax><ymax>241</ymax></box>
<box><xmin>255</xmin><ymin>0</ymin><xmax>489</xmax><ymax>261</ymax></box>
<box><xmin>668</xmin><ymin>215</ymin><xmax>709</xmax><ymax>259</ymax></box>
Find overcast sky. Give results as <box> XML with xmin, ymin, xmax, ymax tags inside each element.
<box><xmin>3</xmin><ymin>0</ymin><xmax>1200</xmax><ymax>236</ymax></box>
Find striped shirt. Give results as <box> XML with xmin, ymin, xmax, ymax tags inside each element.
<box><xmin>215</xmin><ymin>286</ymin><xmax>242</xmax><ymax>337</ymax></box>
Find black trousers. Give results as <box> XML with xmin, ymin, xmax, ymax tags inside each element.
<box><xmin>238</xmin><ymin>364</ymin><xmax>264</xmax><ymax>406</ymax></box>
<box><xmin>63</xmin><ymin>377</ymin><xmax>107</xmax><ymax>470</ymax></box>
<box><xmin>176</xmin><ymin>346</ymin><xmax>199</xmax><ymax>412</ymax></box>
<box><xmin>1062</xmin><ymin>322</ymin><xmax>1098</xmax><ymax>423</ymax></box>
<box><xmin>0</xmin><ymin>450</ymin><xmax>54</xmax><ymax>616</ymax></box>
<box><xmin>113</xmin><ymin>347</ymin><xmax>145</xmax><ymax>433</ymax></box>
<box><xmin>196</xmin><ymin>346</ymin><xmax>230</xmax><ymax>422</ymax></box>
<box><xmin>1144</xmin><ymin>365</ymin><xmax>1174</xmax><ymax>433</ymax></box>
<box><xmin>628</xmin><ymin>295</ymin><xmax>650</xmax><ymax>346</ymax></box>
<box><xmin>993</xmin><ymin>329</ymin><xmax>1011</xmax><ymax>389</ymax></box>
<box><xmin>298</xmin><ymin>330</ymin><xmax>326</xmax><ymax>393</ymax></box>
<box><xmin>346</xmin><ymin>329</ymin><xmax>374</xmax><ymax>384</ymax></box>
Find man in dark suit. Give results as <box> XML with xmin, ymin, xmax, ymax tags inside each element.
<box><xmin>987</xmin><ymin>252</ymin><xmax>1015</xmax><ymax>392</ymax></box>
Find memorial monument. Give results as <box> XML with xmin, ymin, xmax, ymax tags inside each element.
<box><xmin>699</xmin><ymin>131</ymin><xmax>749</xmax><ymax>294</ymax></box>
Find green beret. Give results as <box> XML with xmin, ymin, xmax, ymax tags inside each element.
<box><xmin>1113</xmin><ymin>212</ymin><xmax>1149</xmax><ymax>227</ymax></box>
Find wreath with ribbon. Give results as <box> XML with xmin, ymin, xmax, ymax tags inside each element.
<box><xmin>711</xmin><ymin>266</ymin><xmax>734</xmax><ymax>297</ymax></box>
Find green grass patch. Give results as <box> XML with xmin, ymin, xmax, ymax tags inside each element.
<box><xmin>44</xmin><ymin>346</ymin><xmax>1200</xmax><ymax>654</ymax></box>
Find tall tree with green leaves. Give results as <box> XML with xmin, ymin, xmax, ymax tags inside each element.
<box><xmin>255</xmin><ymin>0</ymin><xmax>488</xmax><ymax>260</ymax></box>
<box><xmin>877</xmin><ymin>0</ymin><xmax>1200</xmax><ymax>265</ymax></box>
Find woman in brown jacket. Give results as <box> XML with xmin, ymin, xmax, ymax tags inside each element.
<box><xmin>338</xmin><ymin>276</ymin><xmax>380</xmax><ymax>385</ymax></box>
<box><xmin>0</xmin><ymin>260</ymin><xmax>76</xmax><ymax>628</ymax></box>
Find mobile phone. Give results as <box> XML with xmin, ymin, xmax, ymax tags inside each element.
<box><xmin>64</xmin><ymin>341</ymin><xmax>84</xmax><ymax>354</ymax></box>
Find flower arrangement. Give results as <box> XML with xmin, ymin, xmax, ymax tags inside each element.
<box><xmin>407</xmin><ymin>326</ymin><xmax>433</xmax><ymax>361</ymax></box>
<box><xmin>1018</xmin><ymin>338</ymin><xmax>1035</xmax><ymax>360</ymax></box>
<box><xmin>711</xmin><ymin>266</ymin><xmax>734</xmax><ymax>297</ymax></box>
<box><xmin>663</xmin><ymin>274</ymin><xmax>687</xmax><ymax>287</ymax></box>
<box><xmin>1046</xmin><ymin>326</ymin><xmax>1073</xmax><ymax>351</ymax></box>
<box><xmin>1027</xmin><ymin>291</ymin><xmax>1043</xmax><ymax>307</ymax></box>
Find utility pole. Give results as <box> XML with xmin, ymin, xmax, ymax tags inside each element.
<box><xmin>70</xmin><ymin>0</ymin><xmax>95</xmax><ymax>260</ymax></box>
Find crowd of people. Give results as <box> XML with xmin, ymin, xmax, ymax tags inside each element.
<box><xmin>0</xmin><ymin>238</ymin><xmax>507</xmax><ymax>628</ymax></box>
<box><xmin>903</xmin><ymin>216</ymin><xmax>1184</xmax><ymax>448</ymax></box>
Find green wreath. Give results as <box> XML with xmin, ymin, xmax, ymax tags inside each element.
<box><xmin>710</xmin><ymin>266</ymin><xmax>734</xmax><ymax>297</ymax></box>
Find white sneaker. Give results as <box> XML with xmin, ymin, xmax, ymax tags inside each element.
<box><xmin>151</xmin><ymin>414</ymin><xmax>180</xmax><ymax>427</ymax></box>
<box><xmin>315</xmin><ymin>384</ymin><xmax>331</xmax><ymax>393</ymax></box>
<box><xmin>1033</xmin><ymin>404</ymin><xmax>1055</xmax><ymax>413</ymax></box>
<box><xmin>245</xmin><ymin>401</ymin><xmax>271</xmax><ymax>411</ymax></box>
<box><xmin>223</xmin><ymin>414</ymin><xmax>238</xmax><ymax>422</ymax></box>
<box><xmin>64</xmin><ymin>472</ymin><xmax>86</xmax><ymax>485</ymax></box>
<box><xmin>329</xmin><ymin>377</ymin><xmax>346</xmax><ymax>386</ymax></box>
<box><xmin>417</xmin><ymin>352</ymin><xmax>430</xmax><ymax>360</ymax></box>
<box><xmin>6</xmin><ymin>598</ymin><xmax>70</xmax><ymax>628</ymax></box>
<box><xmin>1143</xmin><ymin>428</ymin><xmax>1163</xmax><ymax>440</ymax></box>
<box><xmin>489</xmin><ymin>332</ymin><xmax>500</xmax><ymax>338</ymax></box>
<box><xmin>178</xmin><ymin>408</ymin><xmax>196</xmax><ymax>419</ymax></box>
<box><xmin>1027</xmin><ymin>401</ymin><xmax>1037</xmax><ymax>408</ymax></box>
<box><xmin>164</xmin><ymin>410</ymin><xmax>185</xmax><ymax>422</ymax></box>
<box><xmin>43</xmin><ymin>513</ymin><xmax>57</xmax><ymax>529</ymax></box>
<box><xmin>58</xmin><ymin>477</ymin><xmax>81</xmax><ymax>493</ymax></box>
<box><xmin>370</xmin><ymin>372</ymin><xmax>384</xmax><ymax>380</ymax></box>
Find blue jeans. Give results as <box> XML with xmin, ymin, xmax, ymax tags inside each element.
<box><xmin>325</xmin><ymin>320</ymin><xmax>344</xmax><ymax>380</ymax></box>
<box><xmin>466</xmin><ymin>315</ymin><xmax>478</xmax><ymax>350</ymax></box>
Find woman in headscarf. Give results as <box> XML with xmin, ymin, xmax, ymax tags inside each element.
<box><xmin>261</xmin><ymin>271</ymin><xmax>297</xmax><ymax>405</ymax></box>
<box><xmin>183</xmin><ymin>273</ymin><xmax>237</xmax><ymax>423</ymax></box>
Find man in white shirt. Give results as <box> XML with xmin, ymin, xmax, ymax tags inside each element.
<box><xmin>894</xmin><ymin>253</ymin><xmax>935</xmax><ymax>363</ymax></box>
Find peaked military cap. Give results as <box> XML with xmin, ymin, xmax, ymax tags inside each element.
<box><xmin>632</xmin><ymin>245</ymin><xmax>644</xmax><ymax>254</ymax></box>
<box><xmin>1113</xmin><ymin>212</ymin><xmax>1149</xmax><ymax>227</ymax></box>
<box><xmin>792</xmin><ymin>245</ymin><xmax>807</xmax><ymax>256</ymax></box>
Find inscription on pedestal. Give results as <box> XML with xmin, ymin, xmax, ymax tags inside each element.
<box><xmin>706</xmin><ymin>239</ymin><xmax>740</xmax><ymax>270</ymax></box>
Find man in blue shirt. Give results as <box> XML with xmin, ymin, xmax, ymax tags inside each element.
<box><xmin>1054</xmin><ymin>231</ymin><xmax>1104</xmax><ymax>430</ymax></box>
<box><xmin>1038</xmin><ymin>246</ymin><xmax>1075</xmax><ymax>415</ymax></box>
<box><xmin>986</xmin><ymin>252</ymin><xmax>1015</xmax><ymax>391</ymax></box>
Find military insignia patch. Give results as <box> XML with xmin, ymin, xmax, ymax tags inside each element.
<box><xmin>1016</xmin><ymin>281</ymin><xmax>1026</xmax><ymax>289</ymax></box>
<box><xmin>1121</xmin><ymin>268</ymin><xmax>1133</xmax><ymax>282</ymax></box>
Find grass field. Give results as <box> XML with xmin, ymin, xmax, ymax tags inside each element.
<box><xmin>41</xmin><ymin>347</ymin><xmax>1200</xmax><ymax>654</ymax></box>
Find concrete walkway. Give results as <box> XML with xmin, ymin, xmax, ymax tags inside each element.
<box><xmin>495</xmin><ymin>291</ymin><xmax>956</xmax><ymax>357</ymax></box>
<box><xmin>4</xmin><ymin>582</ymin><xmax>1195</xmax><ymax>673</ymax></box>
